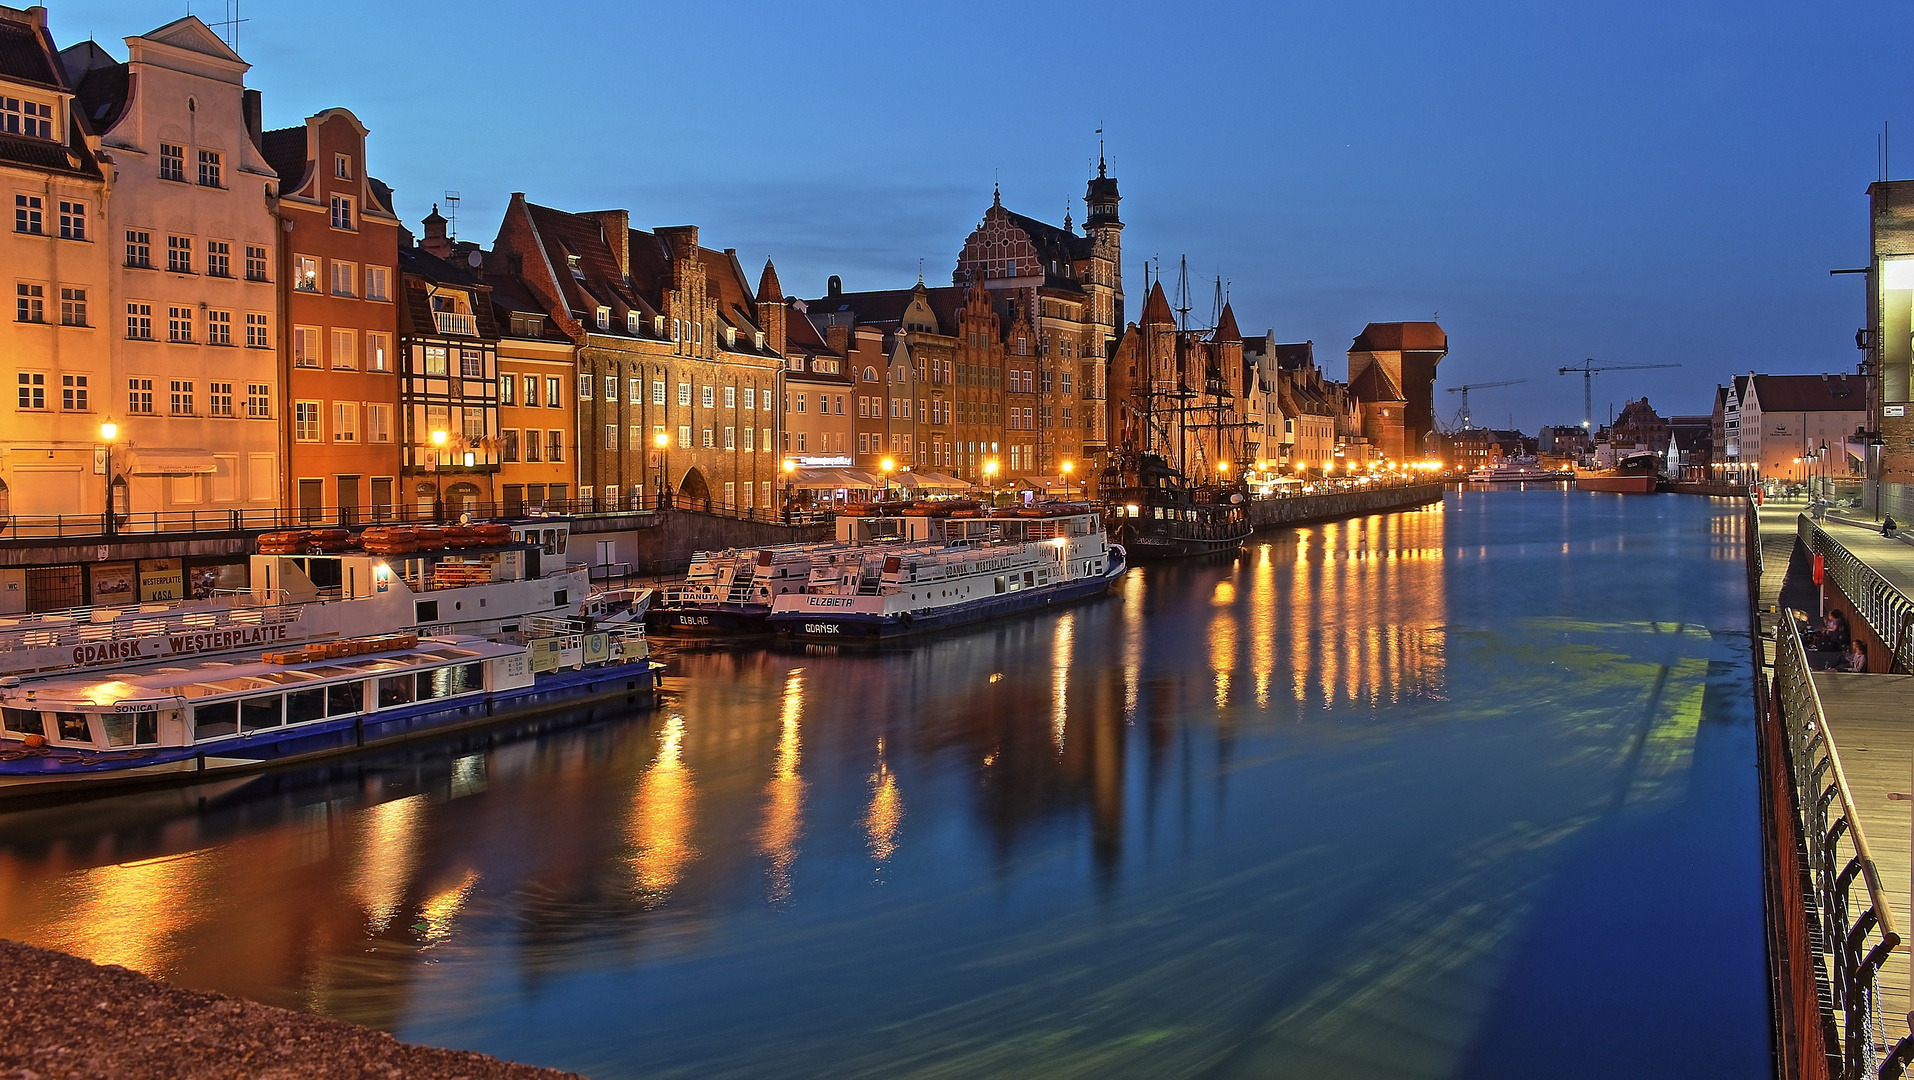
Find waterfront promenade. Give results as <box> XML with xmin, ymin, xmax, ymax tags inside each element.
<box><xmin>1756</xmin><ymin>497</ymin><xmax>1914</xmax><ymax>1062</ymax></box>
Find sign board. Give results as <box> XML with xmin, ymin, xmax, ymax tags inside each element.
<box><xmin>584</xmin><ymin>633</ymin><xmax>609</xmax><ymax>665</ymax></box>
<box><xmin>90</xmin><ymin>562</ymin><xmax>136</xmax><ymax>604</ymax></box>
<box><xmin>1887</xmin><ymin>405</ymin><xmax>1906</xmax><ymax>418</ymax></box>
<box><xmin>138</xmin><ymin>558</ymin><xmax>183</xmax><ymax>602</ymax></box>
<box><xmin>531</xmin><ymin>638</ymin><xmax>561</xmax><ymax>674</ymax></box>
<box><xmin>93</xmin><ymin>446</ymin><xmax>106</xmax><ymax>475</ymax></box>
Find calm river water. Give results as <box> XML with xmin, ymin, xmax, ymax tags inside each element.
<box><xmin>0</xmin><ymin>490</ymin><xmax>1767</xmax><ymax>1078</ymax></box>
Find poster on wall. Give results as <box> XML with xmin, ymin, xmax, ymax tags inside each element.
<box><xmin>138</xmin><ymin>558</ymin><xmax>184</xmax><ymax>602</ymax></box>
<box><xmin>188</xmin><ymin>560</ymin><xmax>247</xmax><ymax>600</ymax></box>
<box><xmin>89</xmin><ymin>562</ymin><xmax>136</xmax><ymax>605</ymax></box>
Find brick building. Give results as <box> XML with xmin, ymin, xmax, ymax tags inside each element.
<box><xmin>487</xmin><ymin>270</ymin><xmax>577</xmax><ymax>514</ymax></box>
<box><xmin>397</xmin><ymin>216</ymin><xmax>501</xmax><ymax>517</ymax></box>
<box><xmin>260</xmin><ymin>107</ymin><xmax>402</xmax><ymax>522</ymax></box>
<box><xmin>1346</xmin><ymin>322</ymin><xmax>1447</xmax><ymax>459</ymax></box>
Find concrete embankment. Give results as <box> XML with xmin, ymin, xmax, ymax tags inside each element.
<box><xmin>1661</xmin><ymin>480</ymin><xmax>1749</xmax><ymax>497</ymax></box>
<box><xmin>0</xmin><ymin>937</ymin><xmax>581</xmax><ymax>1079</ymax></box>
<box><xmin>573</xmin><ymin>509</ymin><xmax>831</xmax><ymax>576</ymax></box>
<box><xmin>1247</xmin><ymin>482</ymin><xmax>1443</xmax><ymax>532</ymax></box>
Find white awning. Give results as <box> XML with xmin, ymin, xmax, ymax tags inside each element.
<box><xmin>128</xmin><ymin>449</ymin><xmax>217</xmax><ymax>475</ymax></box>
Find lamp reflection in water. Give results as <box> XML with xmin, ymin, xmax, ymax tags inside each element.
<box><xmin>418</xmin><ymin>869</ymin><xmax>482</xmax><ymax>945</ymax></box>
<box><xmin>45</xmin><ymin>851</ymin><xmax>212</xmax><ymax>976</ymax></box>
<box><xmin>629</xmin><ymin>714</ymin><xmax>698</xmax><ymax>903</ymax></box>
<box><xmin>864</xmin><ymin>737</ymin><xmax>903</xmax><ymax>871</ymax></box>
<box><xmin>1251</xmin><ymin>542</ymin><xmax>1276</xmax><ymax>709</ymax></box>
<box><xmin>757</xmin><ymin>669</ymin><xmax>807</xmax><ymax>904</ymax></box>
<box><xmin>353</xmin><ymin>794</ymin><xmax>426</xmax><ymax>933</ymax></box>
<box><xmin>1052</xmin><ymin>611</ymin><xmax>1074</xmax><ymax>752</ymax></box>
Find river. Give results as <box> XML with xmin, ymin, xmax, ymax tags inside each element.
<box><xmin>0</xmin><ymin>490</ymin><xmax>1768</xmax><ymax>1078</ymax></box>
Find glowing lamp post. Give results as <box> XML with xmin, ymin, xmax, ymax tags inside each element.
<box><xmin>430</xmin><ymin>429</ymin><xmax>448</xmax><ymax>520</ymax></box>
<box><xmin>781</xmin><ymin>457</ymin><xmax>798</xmax><ymax>522</ymax></box>
<box><xmin>100</xmin><ymin>421</ymin><xmax>118</xmax><ymax>536</ymax></box>
<box><xmin>984</xmin><ymin>458</ymin><xmax>1000</xmax><ymax>505</ymax></box>
<box><xmin>1061</xmin><ymin>459</ymin><xmax>1074</xmax><ymax>500</ymax></box>
<box><xmin>880</xmin><ymin>456</ymin><xmax>896</xmax><ymax>501</ymax></box>
<box><xmin>655</xmin><ymin>430</ymin><xmax>672</xmax><ymax>508</ymax></box>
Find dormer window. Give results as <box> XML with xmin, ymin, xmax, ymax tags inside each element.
<box><xmin>654</xmin><ymin>315</ymin><xmax>665</xmax><ymax>337</ymax></box>
<box><xmin>596</xmin><ymin>306</ymin><xmax>611</xmax><ymax>330</ymax></box>
<box><xmin>334</xmin><ymin>154</ymin><xmax>352</xmax><ymax>180</ymax></box>
<box><xmin>626</xmin><ymin>312</ymin><xmax>641</xmax><ymax>334</ymax></box>
<box><xmin>567</xmin><ymin>254</ymin><xmax>583</xmax><ymax>279</ymax></box>
<box><xmin>724</xmin><ymin>326</ymin><xmax>736</xmax><ymax>349</ymax></box>
<box><xmin>755</xmin><ymin>331</ymin><xmax>766</xmax><ymax>350</ymax></box>
<box><xmin>0</xmin><ymin>96</ymin><xmax>54</xmax><ymax>140</ymax></box>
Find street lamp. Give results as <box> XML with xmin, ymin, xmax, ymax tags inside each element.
<box><xmin>99</xmin><ymin>421</ymin><xmax>117</xmax><ymax>536</ymax></box>
<box><xmin>880</xmin><ymin>456</ymin><xmax>896</xmax><ymax>501</ymax></box>
<box><xmin>1060</xmin><ymin>459</ymin><xmax>1074</xmax><ymax>500</ymax></box>
<box><xmin>654</xmin><ymin>430</ymin><xmax>672</xmax><ymax>508</ymax></box>
<box><xmin>983</xmin><ymin>457</ymin><xmax>999</xmax><ymax>505</ymax></box>
<box><xmin>431</xmin><ymin>429</ymin><xmax>448</xmax><ymax>521</ymax></box>
<box><xmin>1819</xmin><ymin>439</ymin><xmax>1830</xmax><ymax>499</ymax></box>
<box><xmin>781</xmin><ymin>457</ymin><xmax>798</xmax><ymax>522</ymax></box>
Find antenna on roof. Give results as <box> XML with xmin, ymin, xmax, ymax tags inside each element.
<box><xmin>207</xmin><ymin>0</ymin><xmax>246</xmax><ymax>51</ymax></box>
<box><xmin>443</xmin><ymin>191</ymin><xmax>461</xmax><ymax>242</ymax></box>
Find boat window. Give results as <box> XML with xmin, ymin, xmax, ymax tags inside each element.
<box><xmin>2</xmin><ymin>707</ymin><xmax>43</xmax><ymax>737</ymax></box>
<box><xmin>995</xmin><ymin>575</ymin><xmax>1007</xmax><ymax>594</ymax></box>
<box><xmin>378</xmin><ymin>674</ymin><xmax>415</xmax><ymax>709</ymax></box>
<box><xmin>194</xmin><ymin>701</ymin><xmax>238</xmax><ymax>740</ymax></box>
<box><xmin>416</xmin><ymin>600</ymin><xmax>440</xmax><ymax>624</ymax></box>
<box><xmin>328</xmin><ymin>682</ymin><xmax>363</xmax><ymax>716</ymax></box>
<box><xmin>241</xmin><ymin>695</ymin><xmax>282</xmax><ymax>732</ymax></box>
<box><xmin>286</xmin><ymin>688</ymin><xmax>325</xmax><ymax>725</ymax></box>
<box><xmin>55</xmin><ymin>712</ymin><xmax>91</xmax><ymax>743</ymax></box>
<box><xmin>102</xmin><ymin>710</ymin><xmax>158</xmax><ymax>747</ymax></box>
<box><xmin>1023</xmin><ymin>572</ymin><xmax>1035</xmax><ymax>588</ymax></box>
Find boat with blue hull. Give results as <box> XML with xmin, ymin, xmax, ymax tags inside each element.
<box><xmin>0</xmin><ymin>622</ymin><xmax>658</xmax><ymax>802</ymax></box>
<box><xmin>768</xmin><ymin>505</ymin><xmax>1126</xmax><ymax>641</ymax></box>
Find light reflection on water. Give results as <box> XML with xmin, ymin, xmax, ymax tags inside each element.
<box><xmin>0</xmin><ymin>492</ymin><xmax>1766</xmax><ymax>1078</ymax></box>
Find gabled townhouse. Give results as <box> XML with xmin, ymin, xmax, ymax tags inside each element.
<box><xmin>0</xmin><ymin>5</ymin><xmax>111</xmax><ymax>521</ymax></box>
<box><xmin>260</xmin><ymin>108</ymin><xmax>402</xmax><ymax>523</ymax></box>
<box><xmin>63</xmin><ymin>16</ymin><xmax>281</xmax><ymax>517</ymax></box>
<box><xmin>397</xmin><ymin>212</ymin><xmax>501</xmax><ymax>518</ymax></box>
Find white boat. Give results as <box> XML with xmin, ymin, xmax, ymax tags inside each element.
<box><xmin>646</xmin><ymin>543</ymin><xmax>837</xmax><ymax>636</ymax></box>
<box><xmin>767</xmin><ymin>505</ymin><xmax>1127</xmax><ymax>640</ymax></box>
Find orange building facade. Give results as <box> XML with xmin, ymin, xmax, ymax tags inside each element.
<box><xmin>261</xmin><ymin>109</ymin><xmax>402</xmax><ymax>522</ymax></box>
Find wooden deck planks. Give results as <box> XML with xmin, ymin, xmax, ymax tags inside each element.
<box><xmin>1810</xmin><ymin>672</ymin><xmax>1914</xmax><ymax>1037</ymax></box>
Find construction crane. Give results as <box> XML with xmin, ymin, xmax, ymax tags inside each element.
<box><xmin>1444</xmin><ymin>379</ymin><xmax>1526</xmax><ymax>430</ymax></box>
<box><xmin>1557</xmin><ymin>359</ymin><xmax>1681</xmax><ymax>430</ymax></box>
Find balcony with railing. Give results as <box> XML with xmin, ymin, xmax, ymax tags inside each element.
<box><xmin>433</xmin><ymin>311</ymin><xmax>478</xmax><ymax>336</ymax></box>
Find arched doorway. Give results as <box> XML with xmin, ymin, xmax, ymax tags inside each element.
<box><xmin>415</xmin><ymin>480</ymin><xmax>438</xmax><ymax>519</ymax></box>
<box><xmin>678</xmin><ymin>467</ymin><xmax>711</xmax><ymax>511</ymax></box>
<box><xmin>444</xmin><ymin>481</ymin><xmax>482</xmax><ymax>518</ymax></box>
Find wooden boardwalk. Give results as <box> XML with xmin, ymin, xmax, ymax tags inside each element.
<box><xmin>1810</xmin><ymin>672</ymin><xmax>1913</xmax><ymax>1038</ymax></box>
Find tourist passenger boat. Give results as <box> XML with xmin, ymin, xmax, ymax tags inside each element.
<box><xmin>767</xmin><ymin>505</ymin><xmax>1126</xmax><ymax>640</ymax></box>
<box><xmin>1101</xmin><ymin>451</ymin><xmax>1252</xmax><ymax>560</ymax></box>
<box><xmin>645</xmin><ymin>544</ymin><xmax>834</xmax><ymax>636</ymax></box>
<box><xmin>1575</xmin><ymin>452</ymin><xmax>1661</xmax><ymax>494</ymax></box>
<box><xmin>1465</xmin><ymin>463</ymin><xmax>1573</xmax><ymax>483</ymax></box>
<box><xmin>0</xmin><ymin>621</ymin><xmax>658</xmax><ymax>801</ymax></box>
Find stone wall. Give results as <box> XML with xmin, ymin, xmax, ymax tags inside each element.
<box><xmin>1246</xmin><ymin>482</ymin><xmax>1443</xmax><ymax>532</ymax></box>
<box><xmin>571</xmin><ymin>509</ymin><xmax>831</xmax><ymax>576</ymax></box>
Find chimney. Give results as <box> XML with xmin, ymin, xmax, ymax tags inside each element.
<box><xmin>421</xmin><ymin>203</ymin><xmax>452</xmax><ymax>259</ymax></box>
<box><xmin>242</xmin><ymin>89</ymin><xmax>263</xmax><ymax>152</ymax></box>
<box><xmin>585</xmin><ymin>210</ymin><xmax>630</xmax><ymax>279</ymax></box>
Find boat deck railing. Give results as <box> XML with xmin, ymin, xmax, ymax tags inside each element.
<box><xmin>1773</xmin><ymin>615</ymin><xmax>1907</xmax><ymax>1078</ymax></box>
<box><xmin>0</xmin><ymin>593</ymin><xmax>317</xmax><ymax>656</ymax></box>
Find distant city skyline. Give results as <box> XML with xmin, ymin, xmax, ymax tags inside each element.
<box><xmin>43</xmin><ymin>0</ymin><xmax>1914</xmax><ymax>430</ymax></box>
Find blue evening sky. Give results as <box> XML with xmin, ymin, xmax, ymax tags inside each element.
<box><xmin>45</xmin><ymin>1</ymin><xmax>1914</xmax><ymax>430</ymax></box>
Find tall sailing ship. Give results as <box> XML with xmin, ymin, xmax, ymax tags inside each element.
<box><xmin>1099</xmin><ymin>262</ymin><xmax>1254</xmax><ymax>560</ymax></box>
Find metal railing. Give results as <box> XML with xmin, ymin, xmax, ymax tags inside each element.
<box><xmin>1800</xmin><ymin>517</ymin><xmax>1914</xmax><ymax>674</ymax></box>
<box><xmin>432</xmin><ymin>311</ymin><xmax>478</xmax><ymax>336</ymax></box>
<box><xmin>1773</xmin><ymin>616</ymin><xmax>1903</xmax><ymax>1079</ymax></box>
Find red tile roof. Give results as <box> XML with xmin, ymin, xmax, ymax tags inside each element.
<box><xmin>1350</xmin><ymin>321</ymin><xmax>1447</xmax><ymax>353</ymax></box>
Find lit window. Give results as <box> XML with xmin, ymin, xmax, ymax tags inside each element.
<box><xmin>294</xmin><ymin>401</ymin><xmax>320</xmax><ymax>441</ymax></box>
<box><xmin>294</xmin><ymin>327</ymin><xmax>320</xmax><ymax>367</ymax></box>
<box><xmin>330</xmin><ymin>328</ymin><xmax>356</xmax><ymax>369</ymax></box>
<box><xmin>368</xmin><ymin>404</ymin><xmax>391</xmax><ymax>442</ymax></box>
<box><xmin>366</xmin><ymin>331</ymin><xmax>391</xmax><ymax>370</ymax></box>
<box><xmin>333</xmin><ymin>402</ymin><xmax>358</xmax><ymax>442</ymax></box>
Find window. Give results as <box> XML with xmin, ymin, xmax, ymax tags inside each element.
<box><xmin>167</xmin><ymin>306</ymin><xmax>194</xmax><ymax>343</ymax></box>
<box><xmin>197</xmin><ymin>149</ymin><xmax>221</xmax><ymax>187</ymax></box>
<box><xmin>678</xmin><ymin>382</ymin><xmax>691</xmax><ymax>407</ymax></box>
<box><xmin>330</xmin><ymin>328</ymin><xmax>355</xmax><ymax>368</ymax></box>
<box><xmin>595</xmin><ymin>307</ymin><xmax>610</xmax><ymax>330</ymax></box>
<box><xmin>245</xmin><ymin>245</ymin><xmax>268</xmax><ymax>282</ymax></box>
<box><xmin>501</xmin><ymin>429</ymin><xmax>519</xmax><ymax>461</ymax></box>
<box><xmin>0</xmin><ymin>96</ymin><xmax>54</xmax><ymax>139</ymax></box>
<box><xmin>578</xmin><ymin>374</ymin><xmax>592</xmax><ymax>400</ymax></box>
<box><xmin>605</xmin><ymin>424</ymin><xmax>618</xmax><ymax>451</ymax></box>
<box><xmin>724</xmin><ymin>385</ymin><xmax>736</xmax><ymax>408</ymax></box>
<box><xmin>672</xmin><ymin>318</ymin><xmax>681</xmax><ymax>341</ymax></box>
<box><xmin>294</xmin><ymin>255</ymin><xmax>319</xmax><ymax>291</ymax></box>
<box><xmin>246</xmin><ymin>312</ymin><xmax>270</xmax><ymax>348</ymax></box>
<box><xmin>125</xmin><ymin>230</ymin><xmax>150</xmax><ymax>266</ymax></box>
<box><xmin>208</xmin><ymin>381</ymin><xmax>232</xmax><ymax>416</ymax></box>
<box><xmin>367</xmin><ymin>403</ymin><xmax>391</xmax><ymax>442</ymax></box>
<box><xmin>652</xmin><ymin>380</ymin><xmax>665</xmax><ymax>406</ymax></box>
<box><xmin>499</xmin><ymin>373</ymin><xmax>515</xmax><ymax>405</ymax></box>
<box><xmin>365</xmin><ymin>265</ymin><xmax>389</xmax><ymax>301</ymax></box>
<box><xmin>57</xmin><ymin>200</ymin><xmax>84</xmax><ymax>240</ymax></box>
<box><xmin>462</xmin><ymin>408</ymin><xmax>485</xmax><ymax>442</ymax></box>
<box><xmin>14</xmin><ymin>194</ymin><xmax>41</xmax><ymax>234</ymax></box>
<box><xmin>16</xmin><ymin>372</ymin><xmax>43</xmax><ymax>409</ymax></box>
<box><xmin>678</xmin><ymin>424</ymin><xmax>691</xmax><ymax>449</ymax></box>
<box><xmin>125</xmin><ymin>303</ymin><xmax>152</xmax><ymax>340</ymax></box>
<box><xmin>627</xmin><ymin>312</ymin><xmax>641</xmax><ymax>334</ymax></box>
<box><xmin>330</xmin><ymin>195</ymin><xmax>354</xmax><ymax>230</ymax></box>
<box><xmin>545</xmin><ymin>376</ymin><xmax>560</xmax><ymax>406</ymax></box>
<box><xmin>1061</xmin><ymin>371</ymin><xmax>1073</xmax><ymax>394</ymax></box>
<box><xmin>331</xmin><ymin>260</ymin><xmax>355</xmax><ymax>296</ymax></box>
<box><xmin>204</xmin><ymin>239</ymin><xmax>230</xmax><ymax>278</ymax></box>
<box><xmin>127</xmin><ymin>378</ymin><xmax>153</xmax><ymax>414</ymax></box>
<box><xmin>743</xmin><ymin>386</ymin><xmax>756</xmax><ymax>410</ymax></box>
<box><xmin>795</xmin><ymin>393</ymin><xmax>806</xmax><ymax>413</ymax></box>
<box><xmin>366</xmin><ymin>332</ymin><xmax>391</xmax><ymax>371</ymax></box>
<box><xmin>167</xmin><ymin>235</ymin><xmax>192</xmax><ymax>273</ymax></box>
<box><xmin>605</xmin><ymin>375</ymin><xmax>618</xmax><ymax>401</ymax></box>
<box><xmin>547</xmin><ymin>430</ymin><xmax>563</xmax><ymax>461</ymax></box>
<box><xmin>725</xmin><ymin>426</ymin><xmax>736</xmax><ymax>450</ymax></box>
<box><xmin>743</xmin><ymin>427</ymin><xmax>755</xmax><ymax>451</ymax></box>
<box><xmin>61</xmin><ymin>374</ymin><xmax>87</xmax><ymax>411</ymax></box>
<box><xmin>207</xmin><ymin>309</ymin><xmax>231</xmax><ymax>345</ymax></box>
<box><xmin>701</xmin><ymin>428</ymin><xmax>714</xmax><ymax>449</ymax></box>
<box><xmin>246</xmin><ymin>384</ymin><xmax>271</xmax><ymax>418</ymax></box>
<box><xmin>169</xmin><ymin>380</ymin><xmax>194</xmax><ymax>415</ymax></box>
<box><xmin>630</xmin><ymin>424</ymin><xmax>642</xmax><ymax>452</ymax></box>
<box><xmin>523</xmin><ymin>375</ymin><xmax>539</xmax><ymax>407</ymax></box>
<box><xmin>702</xmin><ymin>385</ymin><xmax>714</xmax><ymax>408</ymax></box>
<box><xmin>160</xmin><ymin>143</ymin><xmax>185</xmax><ymax>181</ymax></box>
<box><xmin>333</xmin><ymin>402</ymin><xmax>358</xmax><ymax>442</ymax></box>
<box><xmin>15</xmin><ymin>283</ymin><xmax>42</xmax><ymax>323</ymax></box>
<box><xmin>459</xmin><ymin>349</ymin><xmax>483</xmax><ymax>378</ymax></box>
<box><xmin>294</xmin><ymin>326</ymin><xmax>320</xmax><ymax>367</ymax></box>
<box><xmin>424</xmin><ymin>346</ymin><xmax>448</xmax><ymax>376</ymax></box>
<box><xmin>524</xmin><ymin>430</ymin><xmax>541</xmax><ymax>461</ymax></box>
<box><xmin>629</xmin><ymin>377</ymin><xmax>642</xmax><ymax>401</ymax></box>
<box><xmin>294</xmin><ymin>401</ymin><xmax>320</xmax><ymax>441</ymax></box>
